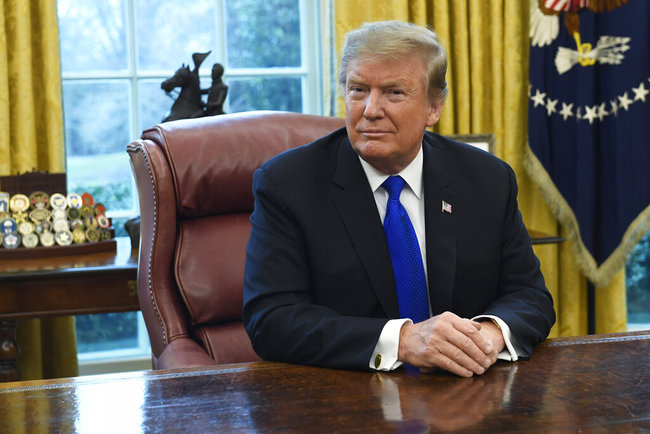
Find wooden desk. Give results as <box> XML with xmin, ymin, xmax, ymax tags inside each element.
<box><xmin>0</xmin><ymin>237</ymin><xmax>138</xmax><ymax>381</ymax></box>
<box><xmin>1</xmin><ymin>331</ymin><xmax>648</xmax><ymax>432</ymax></box>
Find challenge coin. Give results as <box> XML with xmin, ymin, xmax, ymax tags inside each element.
<box><xmin>52</xmin><ymin>208</ymin><xmax>67</xmax><ymax>221</ymax></box>
<box><xmin>18</xmin><ymin>221</ymin><xmax>35</xmax><ymax>235</ymax></box>
<box><xmin>67</xmin><ymin>193</ymin><xmax>83</xmax><ymax>209</ymax></box>
<box><xmin>72</xmin><ymin>228</ymin><xmax>86</xmax><ymax>244</ymax></box>
<box><xmin>85</xmin><ymin>228</ymin><xmax>99</xmax><ymax>242</ymax></box>
<box><xmin>22</xmin><ymin>232</ymin><xmax>39</xmax><ymax>248</ymax></box>
<box><xmin>80</xmin><ymin>204</ymin><xmax>94</xmax><ymax>218</ymax></box>
<box><xmin>40</xmin><ymin>220</ymin><xmax>52</xmax><ymax>232</ymax></box>
<box><xmin>29</xmin><ymin>191</ymin><xmax>50</xmax><ymax>209</ymax></box>
<box><xmin>81</xmin><ymin>192</ymin><xmax>94</xmax><ymax>207</ymax></box>
<box><xmin>12</xmin><ymin>210</ymin><xmax>27</xmax><ymax>223</ymax></box>
<box><xmin>97</xmin><ymin>214</ymin><xmax>111</xmax><ymax>229</ymax></box>
<box><xmin>70</xmin><ymin>218</ymin><xmax>84</xmax><ymax>231</ymax></box>
<box><xmin>0</xmin><ymin>218</ymin><xmax>17</xmax><ymax>235</ymax></box>
<box><xmin>53</xmin><ymin>218</ymin><xmax>70</xmax><ymax>232</ymax></box>
<box><xmin>29</xmin><ymin>208</ymin><xmax>52</xmax><ymax>223</ymax></box>
<box><xmin>50</xmin><ymin>193</ymin><xmax>67</xmax><ymax>209</ymax></box>
<box><xmin>0</xmin><ymin>192</ymin><xmax>9</xmax><ymax>213</ymax></box>
<box><xmin>2</xmin><ymin>232</ymin><xmax>20</xmax><ymax>249</ymax></box>
<box><xmin>9</xmin><ymin>194</ymin><xmax>29</xmax><ymax>212</ymax></box>
<box><xmin>94</xmin><ymin>203</ymin><xmax>106</xmax><ymax>216</ymax></box>
<box><xmin>55</xmin><ymin>229</ymin><xmax>73</xmax><ymax>246</ymax></box>
<box><xmin>84</xmin><ymin>215</ymin><xmax>98</xmax><ymax>230</ymax></box>
<box><xmin>40</xmin><ymin>231</ymin><xmax>55</xmax><ymax>247</ymax></box>
<box><xmin>99</xmin><ymin>228</ymin><xmax>112</xmax><ymax>241</ymax></box>
<box><xmin>67</xmin><ymin>207</ymin><xmax>81</xmax><ymax>220</ymax></box>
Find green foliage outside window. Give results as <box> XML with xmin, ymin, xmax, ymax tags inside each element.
<box><xmin>626</xmin><ymin>230</ymin><xmax>650</xmax><ymax>323</ymax></box>
<box><xmin>76</xmin><ymin>312</ymin><xmax>138</xmax><ymax>353</ymax></box>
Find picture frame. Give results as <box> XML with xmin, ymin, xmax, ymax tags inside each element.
<box><xmin>450</xmin><ymin>133</ymin><xmax>495</xmax><ymax>154</ymax></box>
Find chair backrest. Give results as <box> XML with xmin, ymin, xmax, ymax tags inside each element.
<box><xmin>127</xmin><ymin>110</ymin><xmax>345</xmax><ymax>367</ymax></box>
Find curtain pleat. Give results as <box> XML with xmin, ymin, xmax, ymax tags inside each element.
<box><xmin>1</xmin><ymin>0</ymin><xmax>78</xmax><ymax>380</ymax></box>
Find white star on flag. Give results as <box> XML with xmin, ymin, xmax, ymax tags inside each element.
<box><xmin>632</xmin><ymin>82</ymin><xmax>649</xmax><ymax>102</ymax></box>
<box><xmin>618</xmin><ymin>92</ymin><xmax>633</xmax><ymax>111</ymax></box>
<box><xmin>531</xmin><ymin>89</ymin><xmax>547</xmax><ymax>107</ymax></box>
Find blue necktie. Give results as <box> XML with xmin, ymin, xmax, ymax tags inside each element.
<box><xmin>382</xmin><ymin>176</ymin><xmax>430</xmax><ymax>323</ymax></box>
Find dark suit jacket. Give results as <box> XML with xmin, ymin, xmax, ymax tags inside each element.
<box><xmin>243</xmin><ymin>127</ymin><xmax>555</xmax><ymax>371</ymax></box>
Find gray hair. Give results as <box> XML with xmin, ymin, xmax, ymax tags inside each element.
<box><xmin>339</xmin><ymin>20</ymin><xmax>448</xmax><ymax>104</ymax></box>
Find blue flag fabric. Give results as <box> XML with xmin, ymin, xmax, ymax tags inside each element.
<box><xmin>526</xmin><ymin>0</ymin><xmax>650</xmax><ymax>287</ymax></box>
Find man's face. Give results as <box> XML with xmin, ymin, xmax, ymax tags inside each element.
<box><xmin>344</xmin><ymin>54</ymin><xmax>444</xmax><ymax>175</ymax></box>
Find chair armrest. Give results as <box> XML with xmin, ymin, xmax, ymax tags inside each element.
<box><xmin>157</xmin><ymin>337</ymin><xmax>219</xmax><ymax>370</ymax></box>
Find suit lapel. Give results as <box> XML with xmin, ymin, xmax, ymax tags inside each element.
<box><xmin>329</xmin><ymin>138</ymin><xmax>400</xmax><ymax>318</ymax></box>
<box><xmin>423</xmin><ymin>136</ymin><xmax>457</xmax><ymax>314</ymax></box>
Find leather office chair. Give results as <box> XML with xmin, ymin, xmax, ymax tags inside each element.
<box><xmin>127</xmin><ymin>111</ymin><xmax>345</xmax><ymax>369</ymax></box>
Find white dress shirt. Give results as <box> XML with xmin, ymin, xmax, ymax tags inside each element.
<box><xmin>357</xmin><ymin>146</ymin><xmax>522</xmax><ymax>371</ymax></box>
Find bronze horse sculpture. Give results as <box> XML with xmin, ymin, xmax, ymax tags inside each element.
<box><xmin>161</xmin><ymin>51</ymin><xmax>227</xmax><ymax>122</ymax></box>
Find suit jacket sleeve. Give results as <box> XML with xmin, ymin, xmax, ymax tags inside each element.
<box><xmin>242</xmin><ymin>156</ymin><xmax>389</xmax><ymax>371</ymax></box>
<box><xmin>480</xmin><ymin>162</ymin><xmax>556</xmax><ymax>357</ymax></box>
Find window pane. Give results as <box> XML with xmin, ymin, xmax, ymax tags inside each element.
<box><xmin>76</xmin><ymin>312</ymin><xmax>138</xmax><ymax>353</ymax></box>
<box><xmin>228</xmin><ymin>77</ymin><xmax>302</xmax><ymax>112</ymax></box>
<box><xmin>63</xmin><ymin>81</ymin><xmax>133</xmax><ymax>213</ymax></box>
<box><xmin>63</xmin><ymin>81</ymin><xmax>131</xmax><ymax>156</ymax></box>
<box><xmin>627</xmin><ymin>229</ymin><xmax>650</xmax><ymax>328</ymax></box>
<box><xmin>225</xmin><ymin>0</ymin><xmax>301</xmax><ymax>68</ymax></box>
<box><xmin>139</xmin><ymin>79</ymin><xmax>177</xmax><ymax>131</ymax></box>
<box><xmin>57</xmin><ymin>0</ymin><xmax>128</xmax><ymax>73</ymax></box>
<box><xmin>66</xmin><ymin>154</ymin><xmax>134</xmax><ymax>216</ymax></box>
<box><xmin>137</xmin><ymin>0</ymin><xmax>216</xmax><ymax>72</ymax></box>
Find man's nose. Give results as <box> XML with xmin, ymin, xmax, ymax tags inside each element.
<box><xmin>363</xmin><ymin>90</ymin><xmax>384</xmax><ymax>119</ymax></box>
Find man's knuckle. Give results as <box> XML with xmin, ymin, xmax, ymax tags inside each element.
<box><xmin>460</xmin><ymin>336</ymin><xmax>473</xmax><ymax>349</ymax></box>
<box><xmin>451</xmin><ymin>348</ymin><xmax>464</xmax><ymax>361</ymax></box>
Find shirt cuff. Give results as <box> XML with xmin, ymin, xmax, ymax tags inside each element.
<box><xmin>369</xmin><ymin>318</ymin><xmax>411</xmax><ymax>371</ymax></box>
<box><xmin>472</xmin><ymin>314</ymin><xmax>522</xmax><ymax>361</ymax></box>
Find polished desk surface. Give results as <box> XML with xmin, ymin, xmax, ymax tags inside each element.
<box><xmin>1</xmin><ymin>331</ymin><xmax>648</xmax><ymax>432</ymax></box>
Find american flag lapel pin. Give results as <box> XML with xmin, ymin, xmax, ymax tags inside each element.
<box><xmin>442</xmin><ymin>200</ymin><xmax>452</xmax><ymax>214</ymax></box>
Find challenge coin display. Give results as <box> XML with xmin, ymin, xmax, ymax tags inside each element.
<box><xmin>0</xmin><ymin>191</ymin><xmax>113</xmax><ymax>251</ymax></box>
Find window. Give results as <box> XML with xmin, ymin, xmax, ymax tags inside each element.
<box><xmin>627</xmin><ymin>230</ymin><xmax>650</xmax><ymax>331</ymax></box>
<box><xmin>57</xmin><ymin>0</ymin><xmax>323</xmax><ymax>369</ymax></box>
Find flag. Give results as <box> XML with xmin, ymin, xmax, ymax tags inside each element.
<box><xmin>525</xmin><ymin>0</ymin><xmax>650</xmax><ymax>287</ymax></box>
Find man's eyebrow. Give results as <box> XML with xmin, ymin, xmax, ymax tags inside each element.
<box><xmin>347</xmin><ymin>76</ymin><xmax>408</xmax><ymax>89</ymax></box>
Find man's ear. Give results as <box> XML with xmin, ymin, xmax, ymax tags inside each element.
<box><xmin>426</xmin><ymin>101</ymin><xmax>445</xmax><ymax>127</ymax></box>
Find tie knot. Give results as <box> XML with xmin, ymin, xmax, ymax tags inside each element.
<box><xmin>382</xmin><ymin>176</ymin><xmax>405</xmax><ymax>200</ymax></box>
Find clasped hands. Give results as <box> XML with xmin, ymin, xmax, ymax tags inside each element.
<box><xmin>398</xmin><ymin>311</ymin><xmax>505</xmax><ymax>377</ymax></box>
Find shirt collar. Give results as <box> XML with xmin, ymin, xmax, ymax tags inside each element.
<box><xmin>358</xmin><ymin>146</ymin><xmax>424</xmax><ymax>199</ymax></box>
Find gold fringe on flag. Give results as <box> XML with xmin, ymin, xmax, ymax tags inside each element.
<box><xmin>524</xmin><ymin>143</ymin><xmax>650</xmax><ymax>288</ymax></box>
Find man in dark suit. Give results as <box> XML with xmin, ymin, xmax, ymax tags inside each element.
<box><xmin>243</xmin><ymin>21</ymin><xmax>555</xmax><ymax>377</ymax></box>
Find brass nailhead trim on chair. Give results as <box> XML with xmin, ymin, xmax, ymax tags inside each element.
<box><xmin>128</xmin><ymin>144</ymin><xmax>167</xmax><ymax>345</ymax></box>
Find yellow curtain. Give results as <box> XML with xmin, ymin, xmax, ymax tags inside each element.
<box><xmin>1</xmin><ymin>0</ymin><xmax>78</xmax><ymax>379</ymax></box>
<box><xmin>332</xmin><ymin>0</ymin><xmax>627</xmax><ymax>337</ymax></box>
